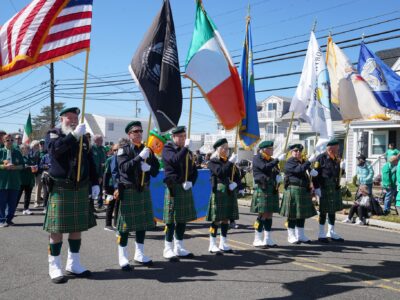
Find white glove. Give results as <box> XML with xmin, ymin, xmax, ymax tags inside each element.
<box><xmin>276</xmin><ymin>174</ymin><xmax>282</xmax><ymax>184</ymax></box>
<box><xmin>139</xmin><ymin>147</ymin><xmax>151</xmax><ymax>160</ymax></box>
<box><xmin>106</xmin><ymin>194</ymin><xmax>114</xmax><ymax>202</ymax></box>
<box><xmin>308</xmin><ymin>152</ymin><xmax>318</xmax><ymax>163</ymax></box>
<box><xmin>229</xmin><ymin>182</ymin><xmax>238</xmax><ymax>191</ymax></box>
<box><xmin>73</xmin><ymin>123</ymin><xmax>86</xmax><ymax>138</ymax></box>
<box><xmin>314</xmin><ymin>188</ymin><xmax>322</xmax><ymax>197</ymax></box>
<box><xmin>238</xmin><ymin>189</ymin><xmax>245</xmax><ymax>196</ymax></box>
<box><xmin>229</xmin><ymin>153</ymin><xmax>238</xmax><ymax>164</ymax></box>
<box><xmin>277</xmin><ymin>153</ymin><xmax>286</xmax><ymax>161</ymax></box>
<box><xmin>184</xmin><ymin>139</ymin><xmax>192</xmax><ymax>148</ymax></box>
<box><xmin>141</xmin><ymin>161</ymin><xmax>151</xmax><ymax>172</ymax></box>
<box><xmin>182</xmin><ymin>181</ymin><xmax>192</xmax><ymax>190</ymax></box>
<box><xmin>309</xmin><ymin>169</ymin><xmax>318</xmax><ymax>177</ymax></box>
<box><xmin>91</xmin><ymin>185</ymin><xmax>100</xmax><ymax>200</ymax></box>
<box><xmin>340</xmin><ymin>160</ymin><xmax>346</xmax><ymax>169</ymax></box>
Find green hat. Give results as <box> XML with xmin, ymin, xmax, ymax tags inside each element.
<box><xmin>171</xmin><ymin>126</ymin><xmax>186</xmax><ymax>135</ymax></box>
<box><xmin>288</xmin><ymin>143</ymin><xmax>303</xmax><ymax>151</ymax></box>
<box><xmin>125</xmin><ymin>121</ymin><xmax>142</xmax><ymax>134</ymax></box>
<box><xmin>259</xmin><ymin>140</ymin><xmax>274</xmax><ymax>149</ymax></box>
<box><xmin>213</xmin><ymin>138</ymin><xmax>228</xmax><ymax>150</ymax></box>
<box><xmin>104</xmin><ymin>145</ymin><xmax>111</xmax><ymax>153</ymax></box>
<box><xmin>327</xmin><ymin>138</ymin><xmax>339</xmax><ymax>146</ymax></box>
<box><xmin>0</xmin><ymin>130</ymin><xmax>6</xmax><ymax>135</ymax></box>
<box><xmin>59</xmin><ymin>107</ymin><xmax>80</xmax><ymax>116</ymax></box>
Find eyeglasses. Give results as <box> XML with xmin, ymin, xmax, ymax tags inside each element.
<box><xmin>129</xmin><ymin>129</ymin><xmax>143</xmax><ymax>134</ymax></box>
<box><xmin>5</xmin><ymin>139</ymin><xmax>13</xmax><ymax>142</ymax></box>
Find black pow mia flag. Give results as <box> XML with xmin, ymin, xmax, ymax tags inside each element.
<box><xmin>129</xmin><ymin>0</ymin><xmax>182</xmax><ymax>133</ymax></box>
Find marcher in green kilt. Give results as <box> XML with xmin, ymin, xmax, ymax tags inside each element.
<box><xmin>45</xmin><ymin>107</ymin><xmax>97</xmax><ymax>284</ymax></box>
<box><xmin>251</xmin><ymin>141</ymin><xmax>286</xmax><ymax>248</ymax></box>
<box><xmin>206</xmin><ymin>138</ymin><xmax>243</xmax><ymax>255</ymax></box>
<box><xmin>312</xmin><ymin>139</ymin><xmax>345</xmax><ymax>243</ymax></box>
<box><xmin>280</xmin><ymin>144</ymin><xmax>318</xmax><ymax>244</ymax></box>
<box><xmin>161</xmin><ymin>126</ymin><xmax>198</xmax><ymax>261</ymax></box>
<box><xmin>115</xmin><ymin>120</ymin><xmax>160</xmax><ymax>270</ymax></box>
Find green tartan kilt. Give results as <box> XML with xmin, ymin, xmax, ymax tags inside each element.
<box><xmin>206</xmin><ymin>184</ymin><xmax>239</xmax><ymax>222</ymax></box>
<box><xmin>43</xmin><ymin>181</ymin><xmax>96</xmax><ymax>233</ymax></box>
<box><xmin>117</xmin><ymin>187</ymin><xmax>155</xmax><ymax>233</ymax></box>
<box><xmin>319</xmin><ymin>182</ymin><xmax>343</xmax><ymax>214</ymax></box>
<box><xmin>250</xmin><ymin>184</ymin><xmax>279</xmax><ymax>214</ymax></box>
<box><xmin>163</xmin><ymin>183</ymin><xmax>197</xmax><ymax>224</ymax></box>
<box><xmin>279</xmin><ymin>185</ymin><xmax>317</xmax><ymax>219</ymax></box>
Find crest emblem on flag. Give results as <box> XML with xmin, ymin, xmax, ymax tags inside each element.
<box><xmin>360</xmin><ymin>58</ymin><xmax>389</xmax><ymax>92</ymax></box>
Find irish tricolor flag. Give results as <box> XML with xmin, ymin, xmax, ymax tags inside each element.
<box><xmin>185</xmin><ymin>1</ymin><xmax>245</xmax><ymax>130</ymax></box>
<box><xmin>22</xmin><ymin>113</ymin><xmax>32</xmax><ymax>145</ymax></box>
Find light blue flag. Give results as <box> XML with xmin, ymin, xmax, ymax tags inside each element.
<box><xmin>239</xmin><ymin>18</ymin><xmax>260</xmax><ymax>149</ymax></box>
<box><xmin>358</xmin><ymin>42</ymin><xmax>400</xmax><ymax>111</ymax></box>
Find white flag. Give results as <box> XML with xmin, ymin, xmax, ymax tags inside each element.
<box><xmin>326</xmin><ymin>37</ymin><xmax>388</xmax><ymax>121</ymax></box>
<box><xmin>290</xmin><ymin>32</ymin><xmax>333</xmax><ymax>146</ymax></box>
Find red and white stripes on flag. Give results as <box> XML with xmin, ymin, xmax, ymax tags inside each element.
<box><xmin>0</xmin><ymin>0</ymin><xmax>93</xmax><ymax>80</ymax></box>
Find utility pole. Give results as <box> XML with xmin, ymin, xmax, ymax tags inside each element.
<box><xmin>50</xmin><ymin>62</ymin><xmax>55</xmax><ymax>128</ymax></box>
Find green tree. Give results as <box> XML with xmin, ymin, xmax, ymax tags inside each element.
<box><xmin>32</xmin><ymin>102</ymin><xmax>65</xmax><ymax>139</ymax></box>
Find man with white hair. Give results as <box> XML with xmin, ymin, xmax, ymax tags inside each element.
<box><xmin>44</xmin><ymin>107</ymin><xmax>98</xmax><ymax>284</ymax></box>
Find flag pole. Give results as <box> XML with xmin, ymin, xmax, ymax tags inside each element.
<box><xmin>77</xmin><ymin>49</ymin><xmax>90</xmax><ymax>183</ymax></box>
<box><xmin>340</xmin><ymin>121</ymin><xmax>350</xmax><ymax>182</ymax></box>
<box><xmin>185</xmin><ymin>81</ymin><xmax>195</xmax><ymax>182</ymax></box>
<box><xmin>141</xmin><ymin>114</ymin><xmax>152</xmax><ymax>187</ymax></box>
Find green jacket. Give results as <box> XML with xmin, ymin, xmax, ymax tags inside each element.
<box><xmin>91</xmin><ymin>145</ymin><xmax>106</xmax><ymax>177</ymax></box>
<box><xmin>0</xmin><ymin>147</ymin><xmax>24</xmax><ymax>190</ymax></box>
<box><xmin>382</xmin><ymin>162</ymin><xmax>397</xmax><ymax>189</ymax></box>
<box><xmin>20</xmin><ymin>156</ymin><xmax>35</xmax><ymax>187</ymax></box>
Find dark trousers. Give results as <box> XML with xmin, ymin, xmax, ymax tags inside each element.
<box><xmin>42</xmin><ymin>182</ymin><xmax>49</xmax><ymax>208</ymax></box>
<box><xmin>18</xmin><ymin>185</ymin><xmax>33</xmax><ymax>210</ymax></box>
<box><xmin>348</xmin><ymin>205</ymin><xmax>368</xmax><ymax>220</ymax></box>
<box><xmin>105</xmin><ymin>199</ymin><xmax>120</xmax><ymax>227</ymax></box>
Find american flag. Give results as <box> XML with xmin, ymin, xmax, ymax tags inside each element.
<box><xmin>0</xmin><ymin>0</ymin><xmax>93</xmax><ymax>80</ymax></box>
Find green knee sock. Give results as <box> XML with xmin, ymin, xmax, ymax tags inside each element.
<box><xmin>255</xmin><ymin>217</ymin><xmax>263</xmax><ymax>232</ymax></box>
<box><xmin>175</xmin><ymin>223</ymin><xmax>186</xmax><ymax>240</ymax></box>
<box><xmin>136</xmin><ymin>230</ymin><xmax>146</xmax><ymax>244</ymax></box>
<box><xmin>49</xmin><ymin>242</ymin><xmax>62</xmax><ymax>256</ymax></box>
<box><xmin>263</xmin><ymin>218</ymin><xmax>272</xmax><ymax>231</ymax></box>
<box><xmin>68</xmin><ymin>239</ymin><xmax>81</xmax><ymax>253</ymax></box>
<box><xmin>210</xmin><ymin>223</ymin><xmax>218</xmax><ymax>238</ymax></box>
<box><xmin>165</xmin><ymin>223</ymin><xmax>175</xmax><ymax>242</ymax></box>
<box><xmin>118</xmin><ymin>232</ymin><xmax>129</xmax><ymax>247</ymax></box>
<box><xmin>220</xmin><ymin>223</ymin><xmax>229</xmax><ymax>237</ymax></box>
<box><xmin>328</xmin><ymin>213</ymin><xmax>335</xmax><ymax>225</ymax></box>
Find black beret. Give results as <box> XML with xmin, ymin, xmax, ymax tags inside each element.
<box><xmin>288</xmin><ymin>143</ymin><xmax>303</xmax><ymax>151</ymax></box>
<box><xmin>259</xmin><ymin>140</ymin><xmax>274</xmax><ymax>149</ymax></box>
<box><xmin>0</xmin><ymin>130</ymin><xmax>6</xmax><ymax>135</ymax></box>
<box><xmin>171</xmin><ymin>126</ymin><xmax>186</xmax><ymax>135</ymax></box>
<box><xmin>327</xmin><ymin>138</ymin><xmax>339</xmax><ymax>146</ymax></box>
<box><xmin>59</xmin><ymin>107</ymin><xmax>80</xmax><ymax>116</ymax></box>
<box><xmin>125</xmin><ymin>121</ymin><xmax>142</xmax><ymax>134</ymax></box>
<box><xmin>213</xmin><ymin>138</ymin><xmax>228</xmax><ymax>150</ymax></box>
<box><xmin>356</xmin><ymin>154</ymin><xmax>366</xmax><ymax>160</ymax></box>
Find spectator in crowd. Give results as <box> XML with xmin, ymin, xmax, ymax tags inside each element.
<box><xmin>103</xmin><ymin>143</ymin><xmax>119</xmax><ymax>231</ymax></box>
<box><xmin>385</xmin><ymin>143</ymin><xmax>399</xmax><ymax>162</ymax></box>
<box><xmin>0</xmin><ymin>134</ymin><xmax>24</xmax><ymax>227</ymax></box>
<box><xmin>201</xmin><ymin>152</ymin><xmax>212</xmax><ymax>169</ymax></box>
<box><xmin>356</xmin><ymin>154</ymin><xmax>374</xmax><ymax>196</ymax></box>
<box><xmin>18</xmin><ymin>144</ymin><xmax>36</xmax><ymax>215</ymax></box>
<box><xmin>30</xmin><ymin>140</ymin><xmax>42</xmax><ymax>208</ymax></box>
<box><xmin>343</xmin><ymin>184</ymin><xmax>371</xmax><ymax>225</ymax></box>
<box><xmin>0</xmin><ymin>130</ymin><xmax>6</xmax><ymax>149</ymax></box>
<box><xmin>382</xmin><ymin>155</ymin><xmax>398</xmax><ymax>215</ymax></box>
<box><xmin>39</xmin><ymin>151</ymin><xmax>51</xmax><ymax>214</ymax></box>
<box><xmin>91</xmin><ymin>134</ymin><xmax>107</xmax><ymax>209</ymax></box>
<box><xmin>14</xmin><ymin>134</ymin><xmax>23</xmax><ymax>149</ymax></box>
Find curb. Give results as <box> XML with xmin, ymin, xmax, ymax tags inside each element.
<box><xmin>237</xmin><ymin>199</ymin><xmax>400</xmax><ymax>232</ymax></box>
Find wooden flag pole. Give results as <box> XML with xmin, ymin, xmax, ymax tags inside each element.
<box><xmin>230</xmin><ymin>125</ymin><xmax>240</xmax><ymax>182</ymax></box>
<box><xmin>339</xmin><ymin>121</ymin><xmax>350</xmax><ymax>181</ymax></box>
<box><xmin>77</xmin><ymin>50</ymin><xmax>90</xmax><ymax>183</ymax></box>
<box><xmin>141</xmin><ymin>114</ymin><xmax>152</xmax><ymax>187</ymax></box>
<box><xmin>185</xmin><ymin>81</ymin><xmax>194</xmax><ymax>182</ymax></box>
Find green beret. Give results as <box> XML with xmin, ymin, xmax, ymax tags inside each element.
<box><xmin>0</xmin><ymin>130</ymin><xmax>6</xmax><ymax>135</ymax></box>
<box><xmin>59</xmin><ymin>107</ymin><xmax>80</xmax><ymax>116</ymax></box>
<box><xmin>213</xmin><ymin>138</ymin><xmax>228</xmax><ymax>150</ymax></box>
<box><xmin>327</xmin><ymin>138</ymin><xmax>339</xmax><ymax>146</ymax></box>
<box><xmin>288</xmin><ymin>143</ymin><xmax>303</xmax><ymax>151</ymax></box>
<box><xmin>171</xmin><ymin>126</ymin><xmax>186</xmax><ymax>135</ymax></box>
<box><xmin>149</xmin><ymin>128</ymin><xmax>169</xmax><ymax>144</ymax></box>
<box><xmin>125</xmin><ymin>121</ymin><xmax>142</xmax><ymax>134</ymax></box>
<box><xmin>259</xmin><ymin>140</ymin><xmax>274</xmax><ymax>149</ymax></box>
<box><xmin>104</xmin><ymin>145</ymin><xmax>111</xmax><ymax>153</ymax></box>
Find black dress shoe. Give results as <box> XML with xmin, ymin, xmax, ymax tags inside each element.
<box><xmin>135</xmin><ymin>259</ymin><xmax>153</xmax><ymax>266</ymax></box>
<box><xmin>51</xmin><ymin>276</ymin><xmax>68</xmax><ymax>284</ymax></box>
<box><xmin>330</xmin><ymin>237</ymin><xmax>344</xmax><ymax>243</ymax></box>
<box><xmin>121</xmin><ymin>264</ymin><xmax>133</xmax><ymax>271</ymax></box>
<box><xmin>177</xmin><ymin>253</ymin><xmax>195</xmax><ymax>259</ymax></box>
<box><xmin>168</xmin><ymin>256</ymin><xmax>180</xmax><ymax>262</ymax></box>
<box><xmin>65</xmin><ymin>270</ymin><xmax>92</xmax><ymax>278</ymax></box>
<box><xmin>318</xmin><ymin>237</ymin><xmax>329</xmax><ymax>243</ymax></box>
<box><xmin>210</xmin><ymin>250</ymin><xmax>223</xmax><ymax>256</ymax></box>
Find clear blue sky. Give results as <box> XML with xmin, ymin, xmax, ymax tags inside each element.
<box><xmin>1</xmin><ymin>0</ymin><xmax>399</xmax><ymax>134</ymax></box>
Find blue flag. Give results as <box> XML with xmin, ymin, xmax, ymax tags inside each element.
<box><xmin>239</xmin><ymin>18</ymin><xmax>260</xmax><ymax>149</ymax></box>
<box><xmin>358</xmin><ymin>42</ymin><xmax>400</xmax><ymax>111</ymax></box>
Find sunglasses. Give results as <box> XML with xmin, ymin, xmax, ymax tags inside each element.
<box><xmin>129</xmin><ymin>129</ymin><xmax>143</xmax><ymax>134</ymax></box>
<box><xmin>112</xmin><ymin>149</ymin><xmax>118</xmax><ymax>152</ymax></box>
<box><xmin>5</xmin><ymin>139</ymin><xmax>14</xmax><ymax>142</ymax></box>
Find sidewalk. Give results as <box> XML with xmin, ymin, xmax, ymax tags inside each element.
<box><xmin>237</xmin><ymin>198</ymin><xmax>400</xmax><ymax>232</ymax></box>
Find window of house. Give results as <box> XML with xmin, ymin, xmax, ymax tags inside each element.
<box><xmin>267</xmin><ymin>103</ymin><xmax>277</xmax><ymax>111</ymax></box>
<box><xmin>107</xmin><ymin>122</ymin><xmax>114</xmax><ymax>131</ymax></box>
<box><xmin>370</xmin><ymin>131</ymin><xmax>387</xmax><ymax>156</ymax></box>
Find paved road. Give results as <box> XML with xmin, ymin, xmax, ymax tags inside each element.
<box><xmin>1</xmin><ymin>204</ymin><xmax>400</xmax><ymax>300</ymax></box>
